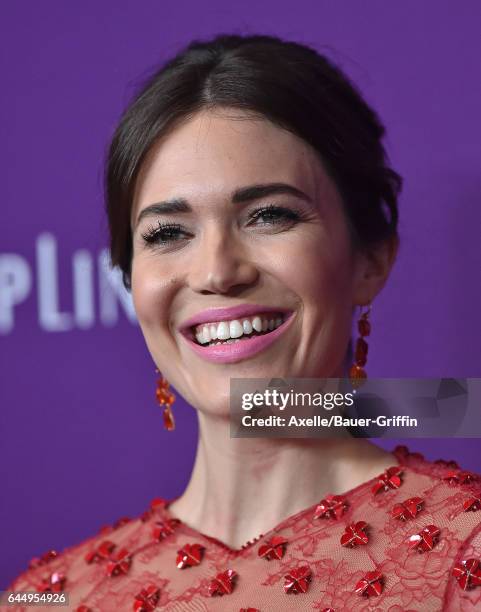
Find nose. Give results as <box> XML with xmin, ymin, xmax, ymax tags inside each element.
<box><xmin>187</xmin><ymin>227</ymin><xmax>259</xmax><ymax>295</ymax></box>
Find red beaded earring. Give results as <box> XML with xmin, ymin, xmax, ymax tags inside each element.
<box><xmin>349</xmin><ymin>304</ymin><xmax>371</xmax><ymax>388</ymax></box>
<box><xmin>155</xmin><ymin>369</ymin><xmax>176</xmax><ymax>431</ymax></box>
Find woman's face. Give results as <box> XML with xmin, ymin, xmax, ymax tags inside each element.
<box><xmin>131</xmin><ymin>108</ymin><xmax>381</xmax><ymax>416</ymax></box>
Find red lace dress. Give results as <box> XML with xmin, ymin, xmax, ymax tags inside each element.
<box><xmin>6</xmin><ymin>446</ymin><xmax>481</xmax><ymax>611</ymax></box>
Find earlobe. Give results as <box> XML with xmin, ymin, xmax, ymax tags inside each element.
<box><xmin>353</xmin><ymin>236</ymin><xmax>399</xmax><ymax>305</ymax></box>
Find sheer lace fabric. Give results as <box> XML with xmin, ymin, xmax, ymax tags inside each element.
<box><xmin>6</xmin><ymin>446</ymin><xmax>481</xmax><ymax>611</ymax></box>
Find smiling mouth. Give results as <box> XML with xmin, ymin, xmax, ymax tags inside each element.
<box><xmin>189</xmin><ymin>312</ymin><xmax>287</xmax><ymax>347</ymax></box>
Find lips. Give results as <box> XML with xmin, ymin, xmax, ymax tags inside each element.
<box><xmin>179</xmin><ymin>309</ymin><xmax>296</xmax><ymax>364</ymax></box>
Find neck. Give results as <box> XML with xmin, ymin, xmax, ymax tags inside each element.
<box><xmin>167</xmin><ymin>411</ymin><xmax>397</xmax><ymax>549</ymax></box>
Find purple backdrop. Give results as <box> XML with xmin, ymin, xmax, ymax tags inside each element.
<box><xmin>2</xmin><ymin>1</ymin><xmax>481</xmax><ymax>588</ymax></box>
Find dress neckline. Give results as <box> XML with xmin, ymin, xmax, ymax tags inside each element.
<box><xmin>160</xmin><ymin>447</ymin><xmax>407</xmax><ymax>555</ymax></box>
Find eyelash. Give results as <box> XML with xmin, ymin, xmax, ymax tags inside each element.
<box><xmin>140</xmin><ymin>204</ymin><xmax>302</xmax><ymax>246</ymax></box>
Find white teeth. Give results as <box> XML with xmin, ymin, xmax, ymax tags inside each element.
<box><xmin>252</xmin><ymin>316</ymin><xmax>263</xmax><ymax>332</ymax></box>
<box><xmin>203</xmin><ymin>327</ymin><xmax>211</xmax><ymax>343</ymax></box>
<box><xmin>229</xmin><ymin>320</ymin><xmax>244</xmax><ymax>338</ymax></box>
<box><xmin>217</xmin><ymin>321</ymin><xmax>230</xmax><ymax>340</ymax></box>
<box><xmin>242</xmin><ymin>319</ymin><xmax>253</xmax><ymax>334</ymax></box>
<box><xmin>192</xmin><ymin>312</ymin><xmax>287</xmax><ymax>345</ymax></box>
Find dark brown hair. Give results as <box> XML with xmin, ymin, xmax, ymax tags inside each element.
<box><xmin>105</xmin><ymin>33</ymin><xmax>401</xmax><ymax>290</ymax></box>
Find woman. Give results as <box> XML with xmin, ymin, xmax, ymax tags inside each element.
<box><xmin>8</xmin><ymin>33</ymin><xmax>481</xmax><ymax>611</ymax></box>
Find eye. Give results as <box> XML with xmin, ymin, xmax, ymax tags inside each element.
<box><xmin>141</xmin><ymin>221</ymin><xmax>190</xmax><ymax>246</ymax></box>
<box><xmin>247</xmin><ymin>204</ymin><xmax>301</xmax><ymax>226</ymax></box>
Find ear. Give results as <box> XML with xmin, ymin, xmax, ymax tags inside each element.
<box><xmin>352</xmin><ymin>235</ymin><xmax>399</xmax><ymax>306</ymax></box>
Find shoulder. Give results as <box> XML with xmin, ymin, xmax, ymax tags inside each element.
<box><xmin>7</xmin><ymin>498</ymin><xmax>167</xmax><ymax>608</ymax></box>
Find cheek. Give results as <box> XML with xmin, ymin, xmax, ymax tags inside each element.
<box><xmin>131</xmin><ymin>257</ymin><xmax>173</xmax><ymax>330</ymax></box>
<box><xmin>274</xmin><ymin>230</ymin><xmax>354</xmax><ymax>310</ymax></box>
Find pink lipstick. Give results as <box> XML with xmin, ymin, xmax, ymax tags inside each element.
<box><xmin>178</xmin><ymin>306</ymin><xmax>296</xmax><ymax>364</ymax></box>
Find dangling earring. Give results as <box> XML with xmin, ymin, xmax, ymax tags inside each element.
<box><xmin>349</xmin><ymin>304</ymin><xmax>371</xmax><ymax>388</ymax></box>
<box><xmin>155</xmin><ymin>369</ymin><xmax>176</xmax><ymax>431</ymax></box>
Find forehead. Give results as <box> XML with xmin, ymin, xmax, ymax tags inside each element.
<box><xmin>132</xmin><ymin>108</ymin><xmax>327</xmax><ymax>220</ymax></box>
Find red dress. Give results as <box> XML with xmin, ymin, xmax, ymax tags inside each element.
<box><xmin>6</xmin><ymin>446</ymin><xmax>481</xmax><ymax>611</ymax></box>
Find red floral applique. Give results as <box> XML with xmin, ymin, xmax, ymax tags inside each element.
<box><xmin>106</xmin><ymin>547</ymin><xmax>132</xmax><ymax>577</ymax></box>
<box><xmin>239</xmin><ymin>608</ymin><xmax>260</xmax><ymax>612</ymax></box>
<box><xmin>284</xmin><ymin>565</ymin><xmax>312</xmax><ymax>594</ymax></box>
<box><xmin>452</xmin><ymin>559</ymin><xmax>481</xmax><ymax>590</ymax></box>
<box><xmin>408</xmin><ymin>525</ymin><xmax>440</xmax><ymax>552</ymax></box>
<box><xmin>38</xmin><ymin>571</ymin><xmax>66</xmax><ymax>592</ymax></box>
<box><xmin>463</xmin><ymin>494</ymin><xmax>481</xmax><ymax>512</ymax></box>
<box><xmin>152</xmin><ymin>518</ymin><xmax>181</xmax><ymax>540</ymax></box>
<box><xmin>258</xmin><ymin>536</ymin><xmax>288</xmax><ymax>560</ymax></box>
<box><xmin>355</xmin><ymin>570</ymin><xmax>384</xmax><ymax>597</ymax></box>
<box><xmin>28</xmin><ymin>550</ymin><xmax>58</xmax><ymax>569</ymax></box>
<box><xmin>133</xmin><ymin>584</ymin><xmax>161</xmax><ymax>611</ymax></box>
<box><xmin>444</xmin><ymin>470</ymin><xmax>477</xmax><ymax>485</ymax></box>
<box><xmin>98</xmin><ymin>515</ymin><xmax>132</xmax><ymax>535</ymax></box>
<box><xmin>85</xmin><ymin>540</ymin><xmax>116</xmax><ymax>564</ymax></box>
<box><xmin>176</xmin><ymin>543</ymin><xmax>204</xmax><ymax>568</ymax></box>
<box><xmin>372</xmin><ymin>466</ymin><xmax>403</xmax><ymax>494</ymax></box>
<box><xmin>313</xmin><ymin>495</ymin><xmax>348</xmax><ymax>520</ymax></box>
<box><xmin>76</xmin><ymin>606</ymin><xmax>92</xmax><ymax>612</ymax></box>
<box><xmin>391</xmin><ymin>497</ymin><xmax>424</xmax><ymax>520</ymax></box>
<box><xmin>208</xmin><ymin>569</ymin><xmax>238</xmax><ymax>596</ymax></box>
<box><xmin>340</xmin><ymin>521</ymin><xmax>369</xmax><ymax>547</ymax></box>
<box><xmin>113</xmin><ymin>516</ymin><xmax>132</xmax><ymax>529</ymax></box>
<box><xmin>140</xmin><ymin>497</ymin><xmax>166</xmax><ymax>522</ymax></box>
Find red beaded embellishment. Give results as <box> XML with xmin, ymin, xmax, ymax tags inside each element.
<box><xmin>208</xmin><ymin>569</ymin><xmax>238</xmax><ymax>596</ymax></box>
<box><xmin>463</xmin><ymin>494</ymin><xmax>481</xmax><ymax>512</ymax></box>
<box><xmin>85</xmin><ymin>540</ymin><xmax>116</xmax><ymax>564</ymax></box>
<box><xmin>28</xmin><ymin>550</ymin><xmax>58</xmax><ymax>569</ymax></box>
<box><xmin>452</xmin><ymin>559</ymin><xmax>481</xmax><ymax>590</ymax></box>
<box><xmin>106</xmin><ymin>547</ymin><xmax>132</xmax><ymax>577</ymax></box>
<box><xmin>152</xmin><ymin>518</ymin><xmax>181</xmax><ymax>540</ymax></box>
<box><xmin>38</xmin><ymin>571</ymin><xmax>66</xmax><ymax>593</ymax></box>
<box><xmin>76</xmin><ymin>606</ymin><xmax>92</xmax><ymax>612</ymax></box>
<box><xmin>340</xmin><ymin>521</ymin><xmax>369</xmax><ymax>548</ymax></box>
<box><xmin>355</xmin><ymin>570</ymin><xmax>384</xmax><ymax>597</ymax></box>
<box><xmin>408</xmin><ymin>525</ymin><xmax>440</xmax><ymax>552</ymax></box>
<box><xmin>258</xmin><ymin>536</ymin><xmax>288</xmax><ymax>560</ymax></box>
<box><xmin>444</xmin><ymin>470</ymin><xmax>477</xmax><ymax>486</ymax></box>
<box><xmin>372</xmin><ymin>466</ymin><xmax>403</xmax><ymax>495</ymax></box>
<box><xmin>239</xmin><ymin>609</ymin><xmax>260</xmax><ymax>612</ymax></box>
<box><xmin>283</xmin><ymin>565</ymin><xmax>312</xmax><ymax>594</ymax></box>
<box><xmin>313</xmin><ymin>495</ymin><xmax>348</xmax><ymax>520</ymax></box>
<box><xmin>133</xmin><ymin>584</ymin><xmax>161</xmax><ymax>611</ymax></box>
<box><xmin>141</xmin><ymin>497</ymin><xmax>166</xmax><ymax>521</ymax></box>
<box><xmin>176</xmin><ymin>543</ymin><xmax>205</xmax><ymax>568</ymax></box>
<box><xmin>391</xmin><ymin>496</ymin><xmax>424</xmax><ymax>520</ymax></box>
<box><xmin>114</xmin><ymin>516</ymin><xmax>132</xmax><ymax>529</ymax></box>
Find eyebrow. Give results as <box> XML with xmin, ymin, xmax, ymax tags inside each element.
<box><xmin>133</xmin><ymin>182</ymin><xmax>312</xmax><ymax>229</ymax></box>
